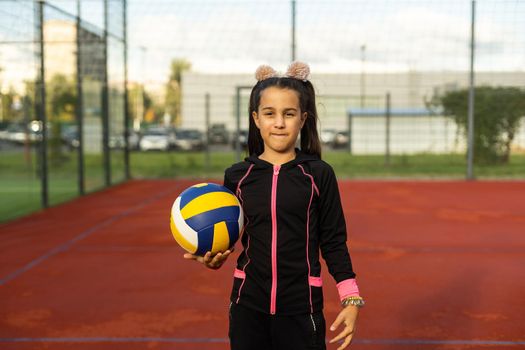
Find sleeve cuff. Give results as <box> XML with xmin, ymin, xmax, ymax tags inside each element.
<box><xmin>336</xmin><ymin>278</ymin><xmax>360</xmax><ymax>300</ymax></box>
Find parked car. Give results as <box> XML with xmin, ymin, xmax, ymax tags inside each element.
<box><xmin>231</xmin><ymin>129</ymin><xmax>248</xmax><ymax>150</ymax></box>
<box><xmin>61</xmin><ymin>126</ymin><xmax>138</xmax><ymax>150</ymax></box>
<box><xmin>320</xmin><ymin>128</ymin><xmax>337</xmax><ymax>146</ymax></box>
<box><xmin>128</xmin><ymin>131</ymin><xmax>141</xmax><ymax>150</ymax></box>
<box><xmin>172</xmin><ymin>128</ymin><xmax>204</xmax><ymax>151</ymax></box>
<box><xmin>332</xmin><ymin>131</ymin><xmax>350</xmax><ymax>149</ymax></box>
<box><xmin>0</xmin><ymin>121</ymin><xmax>10</xmax><ymax>141</ymax></box>
<box><xmin>208</xmin><ymin>123</ymin><xmax>229</xmax><ymax>144</ymax></box>
<box><xmin>5</xmin><ymin>122</ymin><xmax>42</xmax><ymax>143</ymax></box>
<box><xmin>139</xmin><ymin>128</ymin><xmax>170</xmax><ymax>151</ymax></box>
<box><xmin>61</xmin><ymin>125</ymin><xmax>80</xmax><ymax>150</ymax></box>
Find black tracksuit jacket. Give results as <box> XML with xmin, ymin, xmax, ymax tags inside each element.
<box><xmin>223</xmin><ymin>149</ymin><xmax>357</xmax><ymax>316</ymax></box>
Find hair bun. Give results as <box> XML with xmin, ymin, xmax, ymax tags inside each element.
<box><xmin>255</xmin><ymin>65</ymin><xmax>278</xmax><ymax>81</ymax></box>
<box><xmin>285</xmin><ymin>61</ymin><xmax>310</xmax><ymax>81</ymax></box>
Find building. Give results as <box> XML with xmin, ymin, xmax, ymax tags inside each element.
<box><xmin>181</xmin><ymin>70</ymin><xmax>525</xmax><ymax>154</ymax></box>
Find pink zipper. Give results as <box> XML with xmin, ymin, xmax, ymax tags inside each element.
<box><xmin>270</xmin><ymin>164</ymin><xmax>280</xmax><ymax>314</ymax></box>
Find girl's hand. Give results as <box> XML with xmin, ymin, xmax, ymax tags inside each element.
<box><xmin>329</xmin><ymin>304</ymin><xmax>360</xmax><ymax>350</ymax></box>
<box><xmin>183</xmin><ymin>248</ymin><xmax>234</xmax><ymax>270</ymax></box>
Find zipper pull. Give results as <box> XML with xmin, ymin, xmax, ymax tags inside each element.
<box><xmin>273</xmin><ymin>165</ymin><xmax>281</xmax><ymax>175</ymax></box>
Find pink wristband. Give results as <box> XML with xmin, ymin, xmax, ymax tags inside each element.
<box><xmin>336</xmin><ymin>278</ymin><xmax>360</xmax><ymax>300</ymax></box>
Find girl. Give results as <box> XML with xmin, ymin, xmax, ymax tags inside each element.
<box><xmin>184</xmin><ymin>62</ymin><xmax>364</xmax><ymax>350</ymax></box>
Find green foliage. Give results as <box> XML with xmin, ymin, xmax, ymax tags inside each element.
<box><xmin>0</xmin><ymin>86</ymin><xmax>33</xmax><ymax>122</ymax></box>
<box><xmin>128</xmin><ymin>83</ymin><xmax>157</xmax><ymax>127</ymax></box>
<box><xmin>435</xmin><ymin>86</ymin><xmax>525</xmax><ymax>164</ymax></box>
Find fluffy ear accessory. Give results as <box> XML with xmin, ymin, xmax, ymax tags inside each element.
<box><xmin>285</xmin><ymin>61</ymin><xmax>310</xmax><ymax>81</ymax></box>
<box><xmin>255</xmin><ymin>65</ymin><xmax>278</xmax><ymax>81</ymax></box>
<box><xmin>254</xmin><ymin>61</ymin><xmax>310</xmax><ymax>82</ymax></box>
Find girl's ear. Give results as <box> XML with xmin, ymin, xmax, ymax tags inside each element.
<box><xmin>252</xmin><ymin>111</ymin><xmax>261</xmax><ymax>129</ymax></box>
<box><xmin>300</xmin><ymin>112</ymin><xmax>307</xmax><ymax>128</ymax></box>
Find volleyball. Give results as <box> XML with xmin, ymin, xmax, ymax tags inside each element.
<box><xmin>170</xmin><ymin>183</ymin><xmax>243</xmax><ymax>256</ymax></box>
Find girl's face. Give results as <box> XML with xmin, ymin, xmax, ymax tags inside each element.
<box><xmin>252</xmin><ymin>86</ymin><xmax>306</xmax><ymax>156</ymax></box>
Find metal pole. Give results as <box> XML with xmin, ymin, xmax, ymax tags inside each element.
<box><xmin>235</xmin><ymin>87</ymin><xmax>241</xmax><ymax>162</ymax></box>
<box><xmin>291</xmin><ymin>0</ymin><xmax>296</xmax><ymax>61</ymax></box>
<box><xmin>102</xmin><ymin>0</ymin><xmax>111</xmax><ymax>186</ymax></box>
<box><xmin>385</xmin><ymin>92</ymin><xmax>391</xmax><ymax>167</ymax></box>
<box><xmin>360</xmin><ymin>44</ymin><xmax>366</xmax><ymax>109</ymax></box>
<box><xmin>347</xmin><ymin>112</ymin><xmax>352</xmax><ymax>154</ymax></box>
<box><xmin>123</xmin><ymin>0</ymin><xmax>130</xmax><ymax>180</ymax></box>
<box><xmin>467</xmin><ymin>0</ymin><xmax>476</xmax><ymax>180</ymax></box>
<box><xmin>37</xmin><ymin>0</ymin><xmax>48</xmax><ymax>208</ymax></box>
<box><xmin>134</xmin><ymin>46</ymin><xmax>146</xmax><ymax>132</ymax></box>
<box><xmin>76</xmin><ymin>0</ymin><xmax>85</xmax><ymax>195</ymax></box>
<box><xmin>205</xmin><ymin>93</ymin><xmax>210</xmax><ymax>173</ymax></box>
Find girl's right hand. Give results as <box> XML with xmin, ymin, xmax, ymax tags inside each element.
<box><xmin>183</xmin><ymin>248</ymin><xmax>234</xmax><ymax>270</ymax></box>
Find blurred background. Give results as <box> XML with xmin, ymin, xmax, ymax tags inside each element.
<box><xmin>1</xmin><ymin>0</ymin><xmax>524</xmax><ymax>222</ymax></box>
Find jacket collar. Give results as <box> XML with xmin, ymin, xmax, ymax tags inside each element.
<box><xmin>245</xmin><ymin>148</ymin><xmax>319</xmax><ymax>169</ymax></box>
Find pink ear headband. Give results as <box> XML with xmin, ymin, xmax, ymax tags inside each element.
<box><xmin>255</xmin><ymin>61</ymin><xmax>310</xmax><ymax>82</ymax></box>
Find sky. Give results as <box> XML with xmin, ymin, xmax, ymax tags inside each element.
<box><xmin>0</xmin><ymin>0</ymin><xmax>524</xmax><ymax>92</ymax></box>
<box><xmin>125</xmin><ymin>0</ymin><xmax>525</xmax><ymax>83</ymax></box>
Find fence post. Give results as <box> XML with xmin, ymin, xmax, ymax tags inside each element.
<box><xmin>347</xmin><ymin>112</ymin><xmax>352</xmax><ymax>154</ymax></box>
<box><xmin>385</xmin><ymin>92</ymin><xmax>391</xmax><ymax>167</ymax></box>
<box><xmin>37</xmin><ymin>0</ymin><xmax>48</xmax><ymax>208</ymax></box>
<box><xmin>467</xmin><ymin>0</ymin><xmax>476</xmax><ymax>180</ymax></box>
<box><xmin>291</xmin><ymin>0</ymin><xmax>296</xmax><ymax>61</ymax></box>
<box><xmin>123</xmin><ymin>0</ymin><xmax>131</xmax><ymax>180</ymax></box>
<box><xmin>76</xmin><ymin>0</ymin><xmax>85</xmax><ymax>195</ymax></box>
<box><xmin>235</xmin><ymin>87</ymin><xmax>241</xmax><ymax>162</ymax></box>
<box><xmin>102</xmin><ymin>0</ymin><xmax>111</xmax><ymax>186</ymax></box>
<box><xmin>205</xmin><ymin>93</ymin><xmax>211</xmax><ymax>173</ymax></box>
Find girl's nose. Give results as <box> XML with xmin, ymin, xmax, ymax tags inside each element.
<box><xmin>274</xmin><ymin>114</ymin><xmax>285</xmax><ymax>128</ymax></box>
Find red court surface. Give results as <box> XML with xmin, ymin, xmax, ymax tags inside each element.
<box><xmin>1</xmin><ymin>179</ymin><xmax>524</xmax><ymax>349</ymax></box>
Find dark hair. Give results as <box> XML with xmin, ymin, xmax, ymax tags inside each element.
<box><xmin>248</xmin><ymin>77</ymin><xmax>322</xmax><ymax>158</ymax></box>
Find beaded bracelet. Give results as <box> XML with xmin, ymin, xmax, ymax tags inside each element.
<box><xmin>341</xmin><ymin>296</ymin><xmax>365</xmax><ymax>308</ymax></box>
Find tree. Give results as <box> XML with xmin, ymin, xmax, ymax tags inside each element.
<box><xmin>431</xmin><ymin>86</ymin><xmax>525</xmax><ymax>164</ymax></box>
<box><xmin>165</xmin><ymin>58</ymin><xmax>191</xmax><ymax>126</ymax></box>
<box><xmin>128</xmin><ymin>82</ymin><xmax>156</xmax><ymax>129</ymax></box>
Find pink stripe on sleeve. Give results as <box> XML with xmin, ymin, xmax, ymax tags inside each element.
<box><xmin>336</xmin><ymin>278</ymin><xmax>360</xmax><ymax>300</ymax></box>
<box><xmin>233</xmin><ymin>268</ymin><xmax>246</xmax><ymax>279</ymax></box>
<box><xmin>308</xmin><ymin>276</ymin><xmax>323</xmax><ymax>287</ymax></box>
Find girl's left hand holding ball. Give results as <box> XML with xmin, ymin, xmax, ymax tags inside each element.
<box><xmin>183</xmin><ymin>248</ymin><xmax>234</xmax><ymax>270</ymax></box>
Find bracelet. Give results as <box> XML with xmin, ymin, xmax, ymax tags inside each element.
<box><xmin>341</xmin><ymin>296</ymin><xmax>365</xmax><ymax>308</ymax></box>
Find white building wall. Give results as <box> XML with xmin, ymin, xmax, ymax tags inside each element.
<box><xmin>181</xmin><ymin>71</ymin><xmax>525</xmax><ymax>154</ymax></box>
<box><xmin>352</xmin><ymin>116</ymin><xmax>465</xmax><ymax>154</ymax></box>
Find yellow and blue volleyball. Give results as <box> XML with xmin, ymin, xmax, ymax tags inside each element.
<box><xmin>170</xmin><ymin>182</ymin><xmax>243</xmax><ymax>256</ymax></box>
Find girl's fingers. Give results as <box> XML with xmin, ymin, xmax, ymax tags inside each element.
<box><xmin>183</xmin><ymin>253</ymin><xmax>203</xmax><ymax>263</ymax></box>
<box><xmin>211</xmin><ymin>252</ymin><xmax>223</xmax><ymax>265</ymax></box>
<box><xmin>337</xmin><ymin>334</ymin><xmax>354</xmax><ymax>350</ymax></box>
<box><xmin>184</xmin><ymin>250</ymin><xmax>233</xmax><ymax>269</ymax></box>
<box><xmin>221</xmin><ymin>250</ymin><xmax>232</xmax><ymax>260</ymax></box>
<box><xmin>330</xmin><ymin>326</ymin><xmax>354</xmax><ymax>344</ymax></box>
<box><xmin>330</xmin><ymin>313</ymin><xmax>344</xmax><ymax>332</ymax></box>
<box><xmin>203</xmin><ymin>251</ymin><xmax>213</xmax><ymax>263</ymax></box>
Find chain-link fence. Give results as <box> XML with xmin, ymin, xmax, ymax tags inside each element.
<box><xmin>128</xmin><ymin>0</ymin><xmax>524</xmax><ymax>177</ymax></box>
<box><xmin>0</xmin><ymin>0</ymin><xmax>127</xmax><ymax>222</ymax></box>
<box><xmin>1</xmin><ymin>0</ymin><xmax>524</xmax><ymax>222</ymax></box>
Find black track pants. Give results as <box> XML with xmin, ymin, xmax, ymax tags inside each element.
<box><xmin>229</xmin><ymin>302</ymin><xmax>326</xmax><ymax>350</ymax></box>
